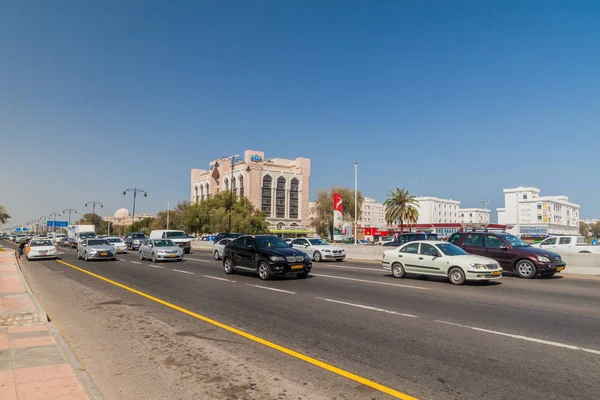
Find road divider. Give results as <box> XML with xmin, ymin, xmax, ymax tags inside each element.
<box><xmin>54</xmin><ymin>259</ymin><xmax>417</xmax><ymax>399</ymax></box>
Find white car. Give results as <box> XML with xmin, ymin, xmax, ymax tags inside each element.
<box><xmin>26</xmin><ymin>238</ymin><xmax>58</xmax><ymax>261</ymax></box>
<box><xmin>105</xmin><ymin>237</ymin><xmax>127</xmax><ymax>253</ymax></box>
<box><xmin>382</xmin><ymin>240</ymin><xmax>502</xmax><ymax>285</ymax></box>
<box><xmin>212</xmin><ymin>238</ymin><xmax>234</xmax><ymax>260</ymax></box>
<box><xmin>291</xmin><ymin>237</ymin><xmax>345</xmax><ymax>262</ymax></box>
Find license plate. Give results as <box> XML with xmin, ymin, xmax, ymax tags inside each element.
<box><xmin>556</xmin><ymin>267</ymin><xmax>565</xmax><ymax>271</ymax></box>
<box><xmin>291</xmin><ymin>265</ymin><xmax>303</xmax><ymax>270</ymax></box>
<box><xmin>100</xmin><ymin>252</ymin><xmax>108</xmax><ymax>256</ymax></box>
<box><xmin>170</xmin><ymin>254</ymin><xmax>176</xmax><ymax>258</ymax></box>
<box><xmin>492</xmin><ymin>271</ymin><xmax>501</xmax><ymax>276</ymax></box>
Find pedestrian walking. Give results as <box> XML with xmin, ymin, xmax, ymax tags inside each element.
<box><xmin>17</xmin><ymin>239</ymin><xmax>28</xmax><ymax>260</ymax></box>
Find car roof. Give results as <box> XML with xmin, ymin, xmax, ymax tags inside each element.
<box><xmin>400</xmin><ymin>240</ymin><xmax>448</xmax><ymax>245</ymax></box>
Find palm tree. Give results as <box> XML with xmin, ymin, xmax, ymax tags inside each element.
<box><xmin>0</xmin><ymin>205</ymin><xmax>10</xmax><ymax>225</ymax></box>
<box><xmin>384</xmin><ymin>188</ymin><xmax>419</xmax><ymax>233</ymax></box>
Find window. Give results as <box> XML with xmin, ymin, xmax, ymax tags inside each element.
<box><xmin>523</xmin><ymin>194</ymin><xmax>528</xmax><ymax>200</ymax></box>
<box><xmin>231</xmin><ymin>177</ymin><xmax>237</xmax><ymax>195</ymax></box>
<box><xmin>537</xmin><ymin>215</ymin><xmax>542</xmax><ymax>221</ymax></box>
<box><xmin>194</xmin><ymin>186</ymin><xmax>198</xmax><ymax>203</ymax></box>
<box><xmin>448</xmin><ymin>234</ymin><xmax>460</xmax><ymax>244</ymax></box>
<box><xmin>276</xmin><ymin>177</ymin><xmax>286</xmax><ymax>218</ymax></box>
<box><xmin>485</xmin><ymin>235</ymin><xmax>505</xmax><ymax>249</ymax></box>
<box><xmin>205</xmin><ymin>183</ymin><xmax>210</xmax><ymax>199</ymax></box>
<box><xmin>542</xmin><ymin>237</ymin><xmax>557</xmax><ymax>246</ymax></box>
<box><xmin>261</xmin><ymin>175</ymin><xmax>272</xmax><ymax>216</ymax></box>
<box><xmin>291</xmin><ymin>239</ymin><xmax>304</xmax><ymax>246</ymax></box>
<box><xmin>419</xmin><ymin>243</ymin><xmax>439</xmax><ymax>256</ymax></box>
<box><xmin>537</xmin><ymin>203</ymin><xmax>542</xmax><ymax>209</ymax></box>
<box><xmin>400</xmin><ymin>242</ymin><xmax>419</xmax><ymax>254</ymax></box>
<box><xmin>559</xmin><ymin>237</ymin><xmax>571</xmax><ymax>245</ymax></box>
<box><xmin>463</xmin><ymin>234</ymin><xmax>484</xmax><ymax>247</ymax></box>
<box><xmin>224</xmin><ymin>178</ymin><xmax>229</xmax><ymax>191</ymax></box>
<box><xmin>289</xmin><ymin>178</ymin><xmax>299</xmax><ymax>219</ymax></box>
<box><xmin>200</xmin><ymin>185</ymin><xmax>204</xmax><ymax>201</ymax></box>
<box><xmin>239</xmin><ymin>175</ymin><xmax>244</xmax><ymax>197</ymax></box>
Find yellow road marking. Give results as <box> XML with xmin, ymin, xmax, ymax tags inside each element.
<box><xmin>56</xmin><ymin>260</ymin><xmax>417</xmax><ymax>399</ymax></box>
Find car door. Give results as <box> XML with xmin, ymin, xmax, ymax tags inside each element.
<box><xmin>539</xmin><ymin>237</ymin><xmax>557</xmax><ymax>251</ymax></box>
<box><xmin>291</xmin><ymin>238</ymin><xmax>305</xmax><ymax>252</ymax></box>
<box><xmin>461</xmin><ymin>233</ymin><xmax>486</xmax><ymax>257</ymax></box>
<box><xmin>484</xmin><ymin>235</ymin><xmax>513</xmax><ymax>270</ymax></box>
<box><xmin>416</xmin><ymin>243</ymin><xmax>447</xmax><ymax>276</ymax></box>
<box><xmin>397</xmin><ymin>242</ymin><xmax>421</xmax><ymax>272</ymax></box>
<box><xmin>143</xmin><ymin>240</ymin><xmax>154</xmax><ymax>258</ymax></box>
<box><xmin>231</xmin><ymin>237</ymin><xmax>252</xmax><ymax>269</ymax></box>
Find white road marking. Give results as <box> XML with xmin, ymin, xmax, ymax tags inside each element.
<box><xmin>310</xmin><ymin>273</ymin><xmax>429</xmax><ymax>290</ymax></box>
<box><xmin>202</xmin><ymin>275</ymin><xmax>235</xmax><ymax>283</ymax></box>
<box><xmin>324</xmin><ymin>264</ymin><xmax>380</xmax><ymax>271</ymax></box>
<box><xmin>317</xmin><ymin>297</ymin><xmax>418</xmax><ymax>318</ymax></box>
<box><xmin>117</xmin><ymin>258</ymin><xmax>125</xmax><ymax>261</ymax></box>
<box><xmin>172</xmin><ymin>269</ymin><xmax>194</xmax><ymax>274</ymax></box>
<box><xmin>186</xmin><ymin>258</ymin><xmax>211</xmax><ymax>263</ymax></box>
<box><xmin>148</xmin><ymin>264</ymin><xmax>164</xmax><ymax>269</ymax></box>
<box><xmin>131</xmin><ymin>261</ymin><xmax>142</xmax><ymax>265</ymax></box>
<box><xmin>247</xmin><ymin>284</ymin><xmax>295</xmax><ymax>294</ymax></box>
<box><xmin>435</xmin><ymin>320</ymin><xmax>600</xmax><ymax>356</ymax></box>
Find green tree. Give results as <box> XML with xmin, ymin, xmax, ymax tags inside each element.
<box><xmin>0</xmin><ymin>205</ymin><xmax>10</xmax><ymax>225</ymax></box>
<box><xmin>580</xmin><ymin>221</ymin><xmax>590</xmax><ymax>238</ymax></box>
<box><xmin>310</xmin><ymin>188</ymin><xmax>363</xmax><ymax>239</ymax></box>
<box><xmin>75</xmin><ymin>213</ymin><xmax>108</xmax><ymax>234</ymax></box>
<box><xmin>384</xmin><ymin>188</ymin><xmax>420</xmax><ymax>233</ymax></box>
<box><xmin>591</xmin><ymin>221</ymin><xmax>600</xmax><ymax>239</ymax></box>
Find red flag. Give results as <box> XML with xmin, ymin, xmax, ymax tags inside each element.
<box><xmin>334</xmin><ymin>193</ymin><xmax>343</xmax><ymax>213</ymax></box>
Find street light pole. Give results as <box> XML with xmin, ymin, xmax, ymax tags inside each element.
<box><xmin>85</xmin><ymin>201</ymin><xmax>103</xmax><ymax>231</ymax></box>
<box><xmin>49</xmin><ymin>212</ymin><xmax>60</xmax><ymax>235</ymax></box>
<box><xmin>123</xmin><ymin>188</ymin><xmax>147</xmax><ymax>231</ymax></box>
<box><xmin>480</xmin><ymin>200</ymin><xmax>491</xmax><ymax>226</ymax></box>
<box><xmin>63</xmin><ymin>209</ymin><xmax>77</xmax><ymax>226</ymax></box>
<box><xmin>354</xmin><ymin>162</ymin><xmax>358</xmax><ymax>246</ymax></box>
<box><xmin>215</xmin><ymin>155</ymin><xmax>248</xmax><ymax>233</ymax></box>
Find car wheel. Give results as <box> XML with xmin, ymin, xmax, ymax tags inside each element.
<box><xmin>313</xmin><ymin>251</ymin><xmax>322</xmax><ymax>262</ymax></box>
<box><xmin>152</xmin><ymin>253</ymin><xmax>157</xmax><ymax>263</ymax></box>
<box><xmin>296</xmin><ymin>271</ymin><xmax>309</xmax><ymax>279</ymax></box>
<box><xmin>176</xmin><ymin>258</ymin><xmax>182</xmax><ymax>262</ymax></box>
<box><xmin>214</xmin><ymin>250</ymin><xmax>220</xmax><ymax>260</ymax></box>
<box><xmin>184</xmin><ymin>249</ymin><xmax>190</xmax><ymax>254</ymax></box>
<box><xmin>392</xmin><ymin>262</ymin><xmax>405</xmax><ymax>278</ymax></box>
<box><xmin>516</xmin><ymin>260</ymin><xmax>537</xmax><ymax>279</ymax></box>
<box><xmin>258</xmin><ymin>261</ymin><xmax>271</xmax><ymax>281</ymax></box>
<box><xmin>77</xmin><ymin>251</ymin><xmax>81</xmax><ymax>260</ymax></box>
<box><xmin>139</xmin><ymin>251</ymin><xmax>144</xmax><ymax>261</ymax></box>
<box><xmin>84</xmin><ymin>252</ymin><xmax>89</xmax><ymax>262</ymax></box>
<box><xmin>448</xmin><ymin>267</ymin><xmax>466</xmax><ymax>285</ymax></box>
<box><xmin>223</xmin><ymin>258</ymin><xmax>235</xmax><ymax>275</ymax></box>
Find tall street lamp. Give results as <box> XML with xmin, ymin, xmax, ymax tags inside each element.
<box><xmin>123</xmin><ymin>188</ymin><xmax>147</xmax><ymax>231</ymax></box>
<box><xmin>85</xmin><ymin>201</ymin><xmax>103</xmax><ymax>229</ymax></box>
<box><xmin>214</xmin><ymin>155</ymin><xmax>251</xmax><ymax>233</ymax></box>
<box><xmin>49</xmin><ymin>212</ymin><xmax>60</xmax><ymax>235</ymax></box>
<box><xmin>480</xmin><ymin>200</ymin><xmax>491</xmax><ymax>226</ymax></box>
<box><xmin>63</xmin><ymin>208</ymin><xmax>77</xmax><ymax>226</ymax></box>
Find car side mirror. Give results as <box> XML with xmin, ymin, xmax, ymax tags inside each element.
<box><xmin>305</xmin><ymin>244</ymin><xmax>310</xmax><ymax>248</ymax></box>
<box><xmin>500</xmin><ymin>246</ymin><xmax>507</xmax><ymax>250</ymax></box>
<box><xmin>432</xmin><ymin>251</ymin><xmax>441</xmax><ymax>258</ymax></box>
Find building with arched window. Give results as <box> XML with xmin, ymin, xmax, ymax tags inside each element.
<box><xmin>191</xmin><ymin>150</ymin><xmax>311</xmax><ymax>234</ymax></box>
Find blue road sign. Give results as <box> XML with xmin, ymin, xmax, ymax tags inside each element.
<box><xmin>593</xmin><ymin>239</ymin><xmax>598</xmax><ymax>246</ymax></box>
<box><xmin>15</xmin><ymin>228</ymin><xmax>22</xmax><ymax>232</ymax></box>
<box><xmin>47</xmin><ymin>221</ymin><xmax>55</xmax><ymax>227</ymax></box>
<box><xmin>22</xmin><ymin>227</ymin><xmax>28</xmax><ymax>231</ymax></box>
<box><xmin>55</xmin><ymin>221</ymin><xmax>68</xmax><ymax>227</ymax></box>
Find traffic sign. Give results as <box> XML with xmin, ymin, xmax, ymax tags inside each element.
<box><xmin>15</xmin><ymin>228</ymin><xmax>22</xmax><ymax>232</ymax></box>
<box><xmin>55</xmin><ymin>221</ymin><xmax>68</xmax><ymax>227</ymax></box>
<box><xmin>22</xmin><ymin>227</ymin><xmax>28</xmax><ymax>232</ymax></box>
<box><xmin>47</xmin><ymin>221</ymin><xmax>54</xmax><ymax>227</ymax></box>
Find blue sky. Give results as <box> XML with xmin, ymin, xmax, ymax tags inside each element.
<box><xmin>1</xmin><ymin>0</ymin><xmax>599</xmax><ymax>226</ymax></box>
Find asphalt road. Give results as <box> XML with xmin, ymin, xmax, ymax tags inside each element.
<box><xmin>6</xmin><ymin>240</ymin><xmax>600</xmax><ymax>399</ymax></box>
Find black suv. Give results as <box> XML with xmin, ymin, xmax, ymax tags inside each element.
<box><xmin>222</xmin><ymin>235</ymin><xmax>312</xmax><ymax>280</ymax></box>
<box><xmin>124</xmin><ymin>232</ymin><xmax>147</xmax><ymax>250</ymax></box>
<box><xmin>449</xmin><ymin>231</ymin><xmax>565</xmax><ymax>278</ymax></box>
<box><xmin>383</xmin><ymin>232</ymin><xmax>439</xmax><ymax>247</ymax></box>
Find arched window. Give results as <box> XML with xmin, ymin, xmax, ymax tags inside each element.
<box><xmin>200</xmin><ymin>185</ymin><xmax>204</xmax><ymax>201</ymax></box>
<box><xmin>231</xmin><ymin>177</ymin><xmax>237</xmax><ymax>196</ymax></box>
<box><xmin>239</xmin><ymin>175</ymin><xmax>244</xmax><ymax>198</ymax></box>
<box><xmin>224</xmin><ymin>177</ymin><xmax>229</xmax><ymax>191</ymax></box>
<box><xmin>194</xmin><ymin>186</ymin><xmax>199</xmax><ymax>204</ymax></box>
<box><xmin>289</xmin><ymin>178</ymin><xmax>299</xmax><ymax>219</ymax></box>
<box><xmin>276</xmin><ymin>177</ymin><xmax>286</xmax><ymax>218</ymax></box>
<box><xmin>261</xmin><ymin>175</ymin><xmax>272</xmax><ymax>216</ymax></box>
<box><xmin>205</xmin><ymin>183</ymin><xmax>210</xmax><ymax>199</ymax></box>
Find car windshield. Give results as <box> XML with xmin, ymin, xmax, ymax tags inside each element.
<box><xmin>106</xmin><ymin>238</ymin><xmax>122</xmax><ymax>243</ymax></box>
<box><xmin>437</xmin><ymin>243</ymin><xmax>468</xmax><ymax>256</ymax></box>
<box><xmin>132</xmin><ymin>233</ymin><xmax>146</xmax><ymax>238</ymax></box>
<box><xmin>498</xmin><ymin>234</ymin><xmax>530</xmax><ymax>247</ymax></box>
<box><xmin>166</xmin><ymin>231</ymin><xmax>187</xmax><ymax>239</ymax></box>
<box><xmin>31</xmin><ymin>240</ymin><xmax>53</xmax><ymax>246</ymax></box>
<box><xmin>154</xmin><ymin>240</ymin><xmax>175</xmax><ymax>247</ymax></box>
<box><xmin>88</xmin><ymin>239</ymin><xmax>110</xmax><ymax>246</ymax></box>
<box><xmin>80</xmin><ymin>232</ymin><xmax>96</xmax><ymax>239</ymax></box>
<box><xmin>359</xmin><ymin>240</ymin><xmax>370</xmax><ymax>244</ymax></box>
<box><xmin>309</xmin><ymin>239</ymin><xmax>329</xmax><ymax>246</ymax></box>
<box><xmin>255</xmin><ymin>236</ymin><xmax>289</xmax><ymax>249</ymax></box>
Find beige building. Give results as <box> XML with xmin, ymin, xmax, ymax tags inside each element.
<box><xmin>359</xmin><ymin>197</ymin><xmax>387</xmax><ymax>228</ymax></box>
<box><xmin>191</xmin><ymin>150</ymin><xmax>312</xmax><ymax>234</ymax></box>
<box><xmin>103</xmin><ymin>208</ymin><xmax>154</xmax><ymax>226</ymax></box>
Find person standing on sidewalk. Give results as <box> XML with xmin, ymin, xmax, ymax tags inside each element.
<box><xmin>17</xmin><ymin>239</ymin><xmax>28</xmax><ymax>259</ymax></box>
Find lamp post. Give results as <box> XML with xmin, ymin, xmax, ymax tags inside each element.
<box><xmin>63</xmin><ymin>208</ymin><xmax>77</xmax><ymax>226</ymax></box>
<box><xmin>354</xmin><ymin>162</ymin><xmax>358</xmax><ymax>246</ymax></box>
<box><xmin>85</xmin><ymin>201</ymin><xmax>103</xmax><ymax>231</ymax></box>
<box><xmin>49</xmin><ymin>212</ymin><xmax>60</xmax><ymax>235</ymax></box>
<box><xmin>214</xmin><ymin>156</ymin><xmax>251</xmax><ymax>233</ymax></box>
<box><xmin>480</xmin><ymin>200</ymin><xmax>491</xmax><ymax>226</ymax></box>
<box><xmin>123</xmin><ymin>188</ymin><xmax>147</xmax><ymax>231</ymax></box>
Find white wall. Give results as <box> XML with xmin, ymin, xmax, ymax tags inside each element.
<box><xmin>415</xmin><ymin>197</ymin><xmax>460</xmax><ymax>224</ymax></box>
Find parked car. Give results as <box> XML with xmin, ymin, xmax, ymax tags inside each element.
<box><xmin>214</xmin><ymin>232</ymin><xmax>243</xmax><ymax>243</ymax></box>
<box><xmin>532</xmin><ymin>236</ymin><xmax>600</xmax><ymax>254</ymax></box>
<box><xmin>383</xmin><ymin>232</ymin><xmax>439</xmax><ymax>247</ymax></box>
<box><xmin>25</xmin><ymin>238</ymin><xmax>58</xmax><ymax>261</ymax></box>
<box><xmin>222</xmin><ymin>235</ymin><xmax>312</xmax><ymax>280</ymax></box>
<box><xmin>212</xmin><ymin>238</ymin><xmax>233</xmax><ymax>260</ymax></box>
<box><xmin>382</xmin><ymin>240</ymin><xmax>502</xmax><ymax>285</ymax></box>
<box><xmin>139</xmin><ymin>239</ymin><xmax>184</xmax><ymax>262</ymax></box>
<box><xmin>105</xmin><ymin>236</ymin><xmax>127</xmax><ymax>253</ymax></box>
<box><xmin>77</xmin><ymin>239</ymin><xmax>117</xmax><ymax>261</ymax></box>
<box><xmin>124</xmin><ymin>232</ymin><xmax>147</xmax><ymax>250</ymax></box>
<box><xmin>449</xmin><ymin>231</ymin><xmax>565</xmax><ymax>278</ymax></box>
<box><xmin>291</xmin><ymin>237</ymin><xmax>345</xmax><ymax>262</ymax></box>
<box><xmin>149</xmin><ymin>230</ymin><xmax>192</xmax><ymax>254</ymax></box>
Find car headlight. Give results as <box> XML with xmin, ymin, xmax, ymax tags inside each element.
<box><xmin>89</xmin><ymin>249</ymin><xmax>97</xmax><ymax>254</ymax></box>
<box><xmin>470</xmin><ymin>263</ymin><xmax>487</xmax><ymax>270</ymax></box>
<box><xmin>537</xmin><ymin>256</ymin><xmax>551</xmax><ymax>263</ymax></box>
<box><xmin>270</xmin><ymin>256</ymin><xmax>285</xmax><ymax>262</ymax></box>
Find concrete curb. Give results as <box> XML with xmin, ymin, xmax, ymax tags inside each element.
<box><xmin>14</xmin><ymin>254</ymin><xmax>49</xmax><ymax>324</ymax></box>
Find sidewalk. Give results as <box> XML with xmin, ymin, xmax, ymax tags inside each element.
<box><xmin>0</xmin><ymin>250</ymin><xmax>90</xmax><ymax>400</ymax></box>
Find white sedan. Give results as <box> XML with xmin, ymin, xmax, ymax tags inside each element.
<box><xmin>105</xmin><ymin>237</ymin><xmax>127</xmax><ymax>253</ymax></box>
<box><xmin>382</xmin><ymin>240</ymin><xmax>502</xmax><ymax>285</ymax></box>
<box><xmin>291</xmin><ymin>238</ymin><xmax>345</xmax><ymax>262</ymax></box>
<box><xmin>26</xmin><ymin>239</ymin><xmax>58</xmax><ymax>261</ymax></box>
<box><xmin>212</xmin><ymin>238</ymin><xmax>233</xmax><ymax>260</ymax></box>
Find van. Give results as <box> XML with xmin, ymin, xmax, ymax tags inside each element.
<box><xmin>149</xmin><ymin>230</ymin><xmax>191</xmax><ymax>253</ymax></box>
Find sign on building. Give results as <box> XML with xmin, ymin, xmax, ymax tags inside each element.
<box><xmin>333</xmin><ymin>193</ymin><xmax>344</xmax><ymax>241</ymax></box>
<box><xmin>520</xmin><ymin>225</ymin><xmax>549</xmax><ymax>235</ymax></box>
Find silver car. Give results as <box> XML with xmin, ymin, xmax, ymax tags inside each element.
<box><xmin>77</xmin><ymin>238</ymin><xmax>117</xmax><ymax>261</ymax></box>
<box><xmin>212</xmin><ymin>238</ymin><xmax>233</xmax><ymax>260</ymax></box>
<box><xmin>139</xmin><ymin>239</ymin><xmax>184</xmax><ymax>262</ymax></box>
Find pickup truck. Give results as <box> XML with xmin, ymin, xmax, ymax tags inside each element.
<box><xmin>533</xmin><ymin>236</ymin><xmax>600</xmax><ymax>254</ymax></box>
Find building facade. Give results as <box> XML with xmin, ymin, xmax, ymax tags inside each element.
<box><xmin>103</xmin><ymin>208</ymin><xmax>153</xmax><ymax>226</ymax></box>
<box><xmin>415</xmin><ymin>197</ymin><xmax>461</xmax><ymax>224</ymax></box>
<box><xmin>359</xmin><ymin>197</ymin><xmax>387</xmax><ymax>228</ymax></box>
<box><xmin>191</xmin><ymin>150</ymin><xmax>311</xmax><ymax>234</ymax></box>
<box><xmin>497</xmin><ymin>187</ymin><xmax>580</xmax><ymax>237</ymax></box>
<box><xmin>458</xmin><ymin>208</ymin><xmax>491</xmax><ymax>224</ymax></box>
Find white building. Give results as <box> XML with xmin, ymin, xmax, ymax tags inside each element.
<box><xmin>415</xmin><ymin>197</ymin><xmax>460</xmax><ymax>224</ymax></box>
<box><xmin>458</xmin><ymin>208</ymin><xmax>491</xmax><ymax>224</ymax></box>
<box><xmin>359</xmin><ymin>197</ymin><xmax>387</xmax><ymax>228</ymax></box>
<box><xmin>497</xmin><ymin>187</ymin><xmax>580</xmax><ymax>236</ymax></box>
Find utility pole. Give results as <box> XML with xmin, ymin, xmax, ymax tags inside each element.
<box><xmin>85</xmin><ymin>201</ymin><xmax>103</xmax><ymax>230</ymax></box>
<box><xmin>167</xmin><ymin>201</ymin><xmax>170</xmax><ymax>230</ymax></box>
<box><xmin>63</xmin><ymin>208</ymin><xmax>77</xmax><ymax>226</ymax></box>
<box><xmin>123</xmin><ymin>188</ymin><xmax>147</xmax><ymax>231</ymax></box>
<box><xmin>354</xmin><ymin>162</ymin><xmax>358</xmax><ymax>246</ymax></box>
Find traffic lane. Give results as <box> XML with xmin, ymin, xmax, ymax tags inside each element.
<box><xmin>33</xmin><ymin>251</ymin><xmax>600</xmax><ymax>400</ymax></box>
